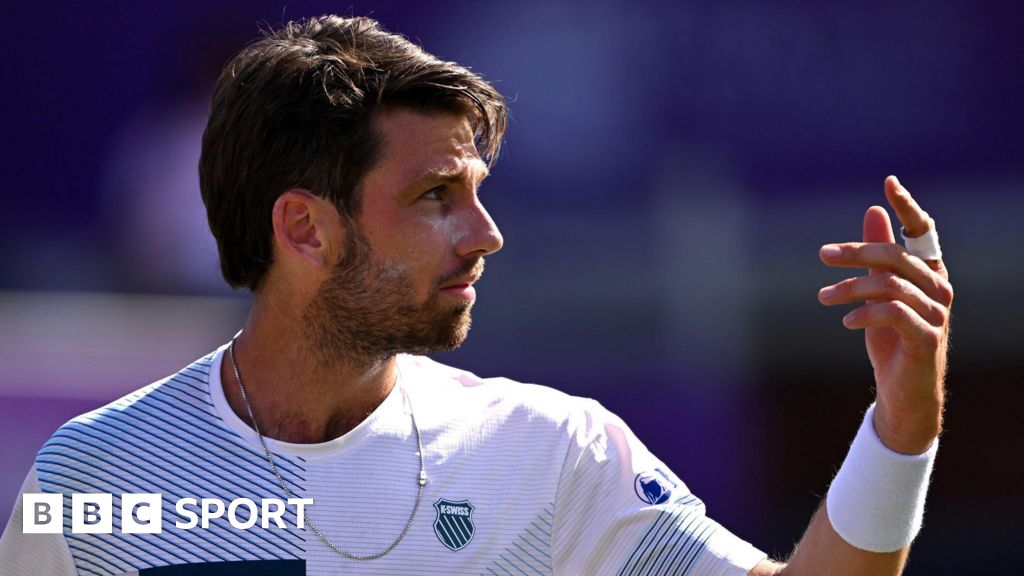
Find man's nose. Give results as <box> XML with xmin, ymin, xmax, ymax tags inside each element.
<box><xmin>456</xmin><ymin>200</ymin><xmax>503</xmax><ymax>258</ymax></box>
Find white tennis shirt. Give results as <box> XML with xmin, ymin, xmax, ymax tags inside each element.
<box><xmin>1</xmin><ymin>343</ymin><xmax>765</xmax><ymax>575</ymax></box>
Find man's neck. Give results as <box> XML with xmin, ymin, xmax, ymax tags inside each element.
<box><xmin>221</xmin><ymin>309</ymin><xmax>398</xmax><ymax>444</ymax></box>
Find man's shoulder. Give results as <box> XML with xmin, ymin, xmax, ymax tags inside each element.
<box><xmin>400</xmin><ymin>354</ymin><xmax>603</xmax><ymax>434</ymax></box>
<box><xmin>37</xmin><ymin>351</ymin><xmax>220</xmax><ymax>463</ymax></box>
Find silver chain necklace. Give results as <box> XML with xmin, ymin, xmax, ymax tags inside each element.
<box><xmin>228</xmin><ymin>338</ymin><xmax>427</xmax><ymax>560</ymax></box>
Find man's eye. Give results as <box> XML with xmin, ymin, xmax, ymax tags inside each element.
<box><xmin>422</xmin><ymin>186</ymin><xmax>445</xmax><ymax>200</ymax></box>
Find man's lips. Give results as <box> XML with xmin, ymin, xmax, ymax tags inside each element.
<box><xmin>438</xmin><ymin>259</ymin><xmax>484</xmax><ymax>298</ymax></box>
<box><xmin>441</xmin><ymin>275</ymin><xmax>480</xmax><ymax>290</ymax></box>
<box><xmin>440</xmin><ymin>275</ymin><xmax>480</xmax><ymax>299</ymax></box>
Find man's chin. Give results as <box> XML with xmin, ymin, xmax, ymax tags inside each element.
<box><xmin>416</xmin><ymin>309</ymin><xmax>473</xmax><ymax>354</ymax></box>
<box><xmin>440</xmin><ymin>311</ymin><xmax>474</xmax><ymax>349</ymax></box>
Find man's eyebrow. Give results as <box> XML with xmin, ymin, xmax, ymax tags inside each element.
<box><xmin>408</xmin><ymin>165</ymin><xmax>490</xmax><ymax>189</ymax></box>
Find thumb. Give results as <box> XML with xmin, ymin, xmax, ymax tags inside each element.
<box><xmin>863</xmin><ymin>206</ymin><xmax>895</xmax><ymax>276</ymax></box>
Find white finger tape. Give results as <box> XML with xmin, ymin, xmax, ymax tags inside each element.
<box><xmin>826</xmin><ymin>403</ymin><xmax>938</xmax><ymax>553</ymax></box>
<box><xmin>901</xmin><ymin>226</ymin><xmax>942</xmax><ymax>260</ymax></box>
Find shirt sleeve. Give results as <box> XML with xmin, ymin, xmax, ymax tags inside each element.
<box><xmin>0</xmin><ymin>464</ymin><xmax>78</xmax><ymax>576</ymax></box>
<box><xmin>552</xmin><ymin>399</ymin><xmax>766</xmax><ymax>576</ymax></box>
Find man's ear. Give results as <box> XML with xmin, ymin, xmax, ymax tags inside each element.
<box><xmin>270</xmin><ymin>190</ymin><xmax>345</xmax><ymax>273</ymax></box>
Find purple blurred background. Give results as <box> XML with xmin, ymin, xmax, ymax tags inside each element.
<box><xmin>2</xmin><ymin>1</ymin><xmax>1022</xmax><ymax>572</ymax></box>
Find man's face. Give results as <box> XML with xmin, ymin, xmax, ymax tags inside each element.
<box><xmin>304</xmin><ymin>109</ymin><xmax>503</xmax><ymax>362</ymax></box>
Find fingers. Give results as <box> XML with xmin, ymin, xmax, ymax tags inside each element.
<box><xmin>863</xmin><ymin>205</ymin><xmax>895</xmax><ymax>247</ymax></box>
<box><xmin>819</xmin><ymin>176</ymin><xmax>953</xmax><ymax>348</ymax></box>
<box><xmin>885</xmin><ymin>175</ymin><xmax>932</xmax><ymax>238</ymax></box>
<box><xmin>884</xmin><ymin>176</ymin><xmax>949</xmax><ymax>277</ymax></box>
<box><xmin>819</xmin><ymin>242</ymin><xmax>954</xmax><ymax>307</ymax></box>
<box><xmin>841</xmin><ymin>301</ymin><xmax>945</xmax><ymax>353</ymax></box>
<box><xmin>819</xmin><ymin>272</ymin><xmax>948</xmax><ymax>327</ymax></box>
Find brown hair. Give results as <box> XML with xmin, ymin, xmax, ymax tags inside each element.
<box><xmin>199</xmin><ymin>15</ymin><xmax>507</xmax><ymax>290</ymax></box>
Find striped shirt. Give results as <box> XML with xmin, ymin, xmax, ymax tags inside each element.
<box><xmin>0</xmin><ymin>343</ymin><xmax>765</xmax><ymax>575</ymax></box>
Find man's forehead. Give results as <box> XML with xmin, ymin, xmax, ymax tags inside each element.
<box><xmin>373</xmin><ymin>109</ymin><xmax>489</xmax><ymax>186</ymax></box>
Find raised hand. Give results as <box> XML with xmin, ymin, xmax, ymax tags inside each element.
<box><xmin>817</xmin><ymin>176</ymin><xmax>953</xmax><ymax>454</ymax></box>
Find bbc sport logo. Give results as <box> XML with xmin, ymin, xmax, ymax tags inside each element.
<box><xmin>22</xmin><ymin>493</ymin><xmax>313</xmax><ymax>534</ymax></box>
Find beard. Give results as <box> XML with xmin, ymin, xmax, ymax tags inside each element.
<box><xmin>302</xmin><ymin>223</ymin><xmax>482</xmax><ymax>365</ymax></box>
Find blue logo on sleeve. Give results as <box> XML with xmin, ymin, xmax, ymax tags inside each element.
<box><xmin>634</xmin><ymin>469</ymin><xmax>677</xmax><ymax>505</ymax></box>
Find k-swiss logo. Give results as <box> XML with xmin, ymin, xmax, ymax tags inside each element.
<box><xmin>432</xmin><ymin>498</ymin><xmax>475</xmax><ymax>551</ymax></box>
<box><xmin>634</xmin><ymin>468</ymin><xmax>677</xmax><ymax>505</ymax></box>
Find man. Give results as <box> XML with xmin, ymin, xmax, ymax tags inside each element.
<box><xmin>0</xmin><ymin>15</ymin><xmax>952</xmax><ymax>575</ymax></box>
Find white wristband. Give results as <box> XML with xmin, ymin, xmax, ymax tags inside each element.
<box><xmin>825</xmin><ymin>403</ymin><xmax>938</xmax><ymax>553</ymax></box>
